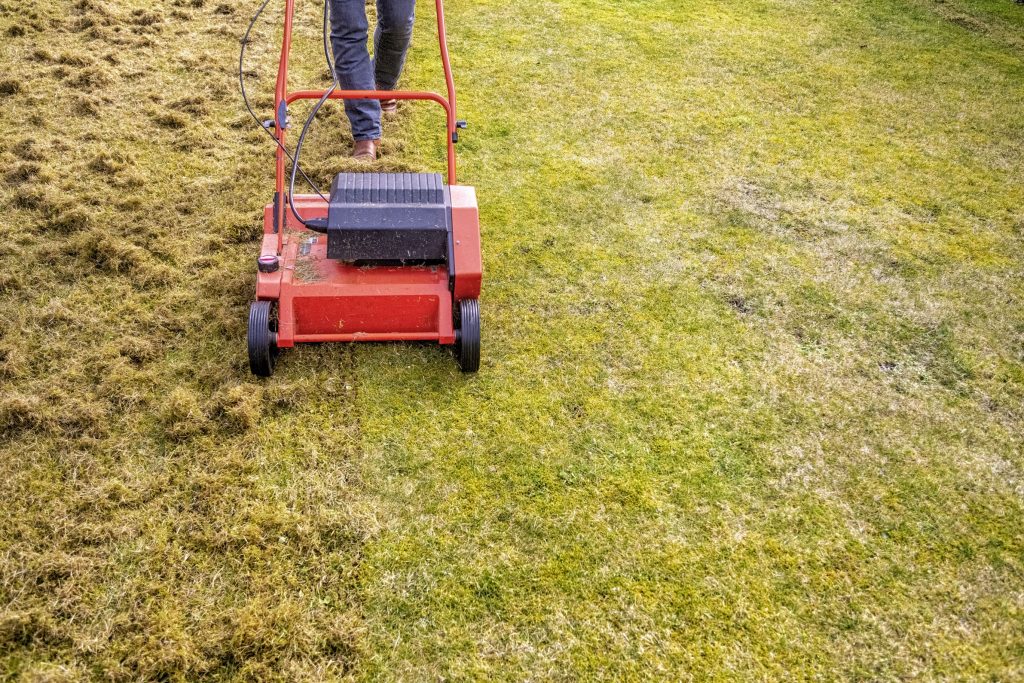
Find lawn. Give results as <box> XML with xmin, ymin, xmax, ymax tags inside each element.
<box><xmin>1</xmin><ymin>0</ymin><xmax>1023</xmax><ymax>679</ymax></box>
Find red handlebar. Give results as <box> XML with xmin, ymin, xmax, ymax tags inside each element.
<box><xmin>272</xmin><ymin>0</ymin><xmax>461</xmax><ymax>236</ymax></box>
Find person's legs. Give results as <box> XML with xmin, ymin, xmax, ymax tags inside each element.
<box><xmin>329</xmin><ymin>0</ymin><xmax>380</xmax><ymax>141</ymax></box>
<box><xmin>374</xmin><ymin>0</ymin><xmax>416</xmax><ymax>92</ymax></box>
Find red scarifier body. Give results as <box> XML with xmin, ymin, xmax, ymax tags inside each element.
<box><xmin>247</xmin><ymin>0</ymin><xmax>481</xmax><ymax>376</ymax></box>
<box><xmin>255</xmin><ymin>190</ymin><xmax>481</xmax><ymax>346</ymax></box>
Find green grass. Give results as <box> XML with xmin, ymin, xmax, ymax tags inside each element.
<box><xmin>1</xmin><ymin>0</ymin><xmax>1023</xmax><ymax>679</ymax></box>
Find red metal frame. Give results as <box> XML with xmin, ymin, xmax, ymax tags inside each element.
<box><xmin>273</xmin><ymin>0</ymin><xmax>459</xmax><ymax>250</ymax></box>
<box><xmin>255</xmin><ymin>0</ymin><xmax>480</xmax><ymax>350</ymax></box>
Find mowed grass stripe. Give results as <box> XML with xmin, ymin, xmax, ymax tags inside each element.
<box><xmin>350</xmin><ymin>0</ymin><xmax>1023</xmax><ymax>679</ymax></box>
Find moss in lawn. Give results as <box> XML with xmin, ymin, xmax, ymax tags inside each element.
<box><xmin>1</xmin><ymin>0</ymin><xmax>1023</xmax><ymax>680</ymax></box>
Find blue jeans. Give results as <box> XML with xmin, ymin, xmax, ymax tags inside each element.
<box><xmin>330</xmin><ymin>0</ymin><xmax>416</xmax><ymax>141</ymax></box>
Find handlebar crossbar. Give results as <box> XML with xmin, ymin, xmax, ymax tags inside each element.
<box><xmin>286</xmin><ymin>89</ymin><xmax>456</xmax><ymax>186</ymax></box>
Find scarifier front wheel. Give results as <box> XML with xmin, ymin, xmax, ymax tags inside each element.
<box><xmin>455</xmin><ymin>298</ymin><xmax>480</xmax><ymax>373</ymax></box>
<box><xmin>248</xmin><ymin>300</ymin><xmax>278</xmax><ymax>377</ymax></box>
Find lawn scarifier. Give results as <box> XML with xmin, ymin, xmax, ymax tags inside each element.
<box><xmin>244</xmin><ymin>0</ymin><xmax>482</xmax><ymax>377</ymax></box>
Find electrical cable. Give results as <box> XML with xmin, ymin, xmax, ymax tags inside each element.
<box><xmin>286</xmin><ymin>0</ymin><xmax>341</xmax><ymax>231</ymax></box>
<box><xmin>239</xmin><ymin>0</ymin><xmax>327</xmax><ymax>201</ymax></box>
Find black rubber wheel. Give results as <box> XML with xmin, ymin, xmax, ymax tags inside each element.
<box><xmin>455</xmin><ymin>298</ymin><xmax>480</xmax><ymax>373</ymax></box>
<box><xmin>248</xmin><ymin>300</ymin><xmax>278</xmax><ymax>377</ymax></box>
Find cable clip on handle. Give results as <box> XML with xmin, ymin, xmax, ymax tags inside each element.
<box><xmin>452</xmin><ymin>119</ymin><xmax>467</xmax><ymax>143</ymax></box>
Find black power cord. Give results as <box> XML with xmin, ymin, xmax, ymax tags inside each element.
<box><xmin>286</xmin><ymin>0</ymin><xmax>340</xmax><ymax>231</ymax></box>
<box><xmin>239</xmin><ymin>0</ymin><xmax>327</xmax><ymax>202</ymax></box>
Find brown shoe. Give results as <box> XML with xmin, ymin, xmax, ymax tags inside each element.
<box><xmin>380</xmin><ymin>99</ymin><xmax>398</xmax><ymax>114</ymax></box>
<box><xmin>352</xmin><ymin>139</ymin><xmax>379</xmax><ymax>161</ymax></box>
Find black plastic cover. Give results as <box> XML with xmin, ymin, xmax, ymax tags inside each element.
<box><xmin>326</xmin><ymin>173</ymin><xmax>450</xmax><ymax>263</ymax></box>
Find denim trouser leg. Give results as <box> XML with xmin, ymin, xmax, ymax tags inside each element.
<box><xmin>330</xmin><ymin>0</ymin><xmax>416</xmax><ymax>141</ymax></box>
<box><xmin>374</xmin><ymin>0</ymin><xmax>416</xmax><ymax>91</ymax></box>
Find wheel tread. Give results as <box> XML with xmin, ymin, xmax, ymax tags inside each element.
<box><xmin>457</xmin><ymin>298</ymin><xmax>480</xmax><ymax>373</ymax></box>
<box><xmin>248</xmin><ymin>301</ymin><xmax>277</xmax><ymax>377</ymax></box>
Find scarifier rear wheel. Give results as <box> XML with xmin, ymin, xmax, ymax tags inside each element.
<box><xmin>455</xmin><ymin>298</ymin><xmax>480</xmax><ymax>373</ymax></box>
<box><xmin>248</xmin><ymin>300</ymin><xmax>278</xmax><ymax>377</ymax></box>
